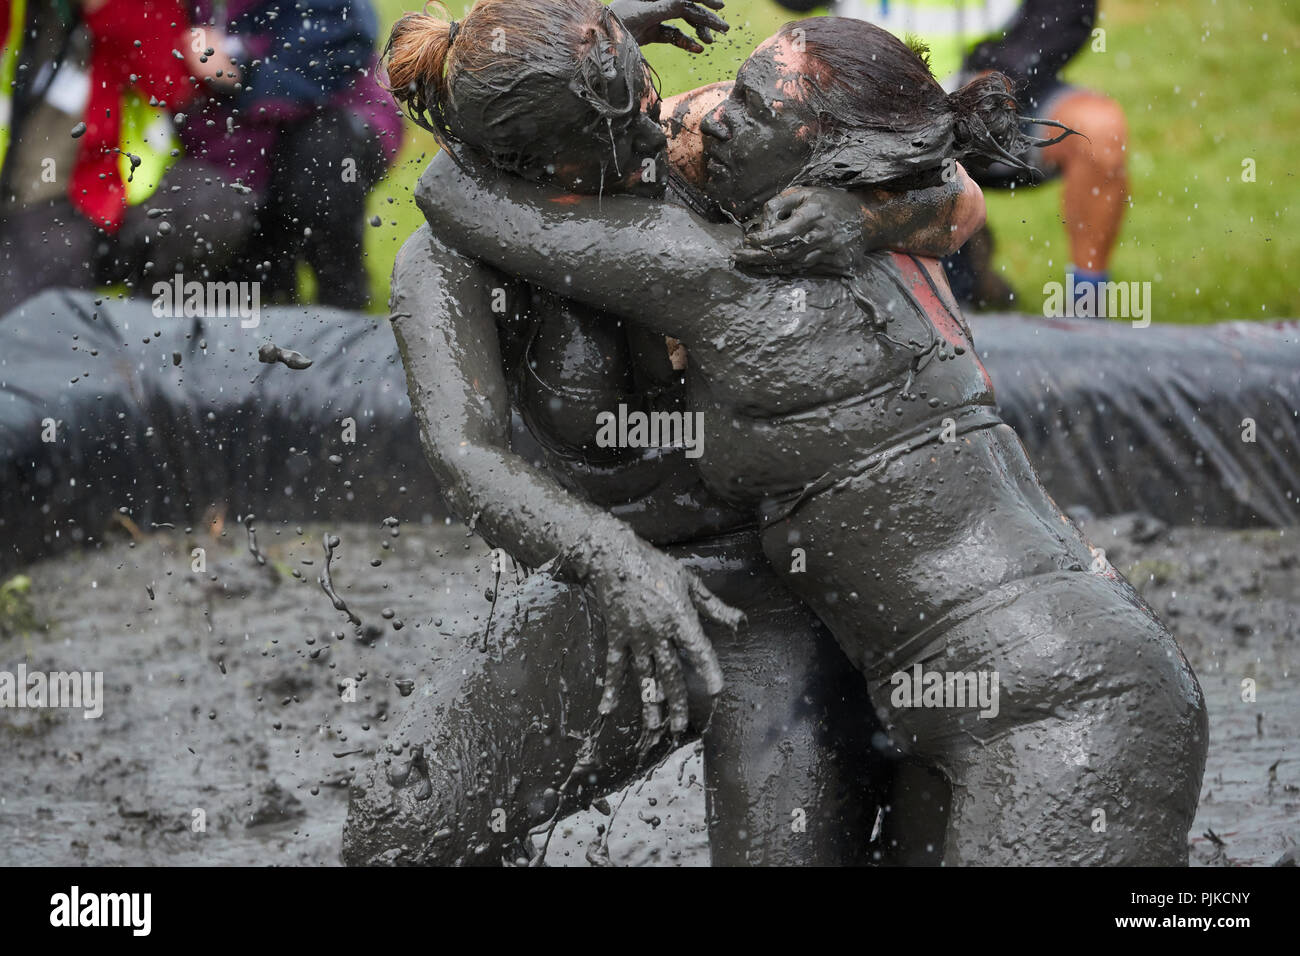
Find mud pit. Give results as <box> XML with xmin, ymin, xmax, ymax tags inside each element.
<box><xmin>0</xmin><ymin>515</ymin><xmax>1295</xmax><ymax>866</ymax></box>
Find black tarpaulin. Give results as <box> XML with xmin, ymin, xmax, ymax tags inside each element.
<box><xmin>2</xmin><ymin>290</ymin><xmax>1296</xmax><ymax>572</ymax></box>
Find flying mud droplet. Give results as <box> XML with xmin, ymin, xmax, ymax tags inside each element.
<box><xmin>70</xmin><ymin>122</ymin><xmax>87</xmax><ymax>139</ymax></box>
<box><xmin>242</xmin><ymin>513</ymin><xmax>267</xmax><ymax>566</ymax></box>
<box><xmin>319</xmin><ymin>533</ymin><xmax>361</xmax><ymax>626</ymax></box>
<box><xmin>395</xmin><ymin>679</ymin><xmax>415</xmax><ymax>697</ymax></box>
<box><xmin>257</xmin><ymin>343</ymin><xmax>313</xmax><ymax>370</ymax></box>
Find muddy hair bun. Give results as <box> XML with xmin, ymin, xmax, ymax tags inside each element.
<box><xmin>384</xmin><ymin>7</ymin><xmax>457</xmax><ymax>144</ymax></box>
<box><xmin>945</xmin><ymin>72</ymin><xmax>1071</xmax><ymax>178</ymax></box>
<box><xmin>383</xmin><ymin>0</ymin><xmax>641</xmax><ymax>166</ymax></box>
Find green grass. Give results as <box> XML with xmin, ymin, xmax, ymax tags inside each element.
<box><xmin>365</xmin><ymin>0</ymin><xmax>1300</xmax><ymax>323</ymax></box>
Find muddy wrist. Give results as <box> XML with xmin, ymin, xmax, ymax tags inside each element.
<box><xmin>554</xmin><ymin>518</ymin><xmax>638</xmax><ymax>585</ymax></box>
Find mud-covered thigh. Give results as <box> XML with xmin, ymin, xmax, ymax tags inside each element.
<box><xmin>691</xmin><ymin>543</ymin><xmax>891</xmax><ymax>864</ymax></box>
<box><xmin>342</xmin><ymin>571</ymin><xmax>640</xmax><ymax>865</ymax></box>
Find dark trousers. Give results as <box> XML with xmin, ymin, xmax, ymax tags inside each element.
<box><xmin>244</xmin><ymin>107</ymin><xmax>387</xmax><ymax>310</ymax></box>
<box><xmin>112</xmin><ymin>159</ymin><xmax>262</xmax><ymax>288</ymax></box>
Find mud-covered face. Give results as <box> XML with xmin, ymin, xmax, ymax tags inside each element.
<box><xmin>511</xmin><ymin>18</ymin><xmax>668</xmax><ymax>197</ymax></box>
<box><xmin>699</xmin><ymin>36</ymin><xmax>817</xmax><ymax>218</ymax></box>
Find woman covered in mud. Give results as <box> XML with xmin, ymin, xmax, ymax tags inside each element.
<box><xmin>345</xmin><ymin>0</ymin><xmax>990</xmax><ymax>867</ymax></box>
<box><xmin>394</xmin><ymin>7</ymin><xmax>1210</xmax><ymax>864</ymax></box>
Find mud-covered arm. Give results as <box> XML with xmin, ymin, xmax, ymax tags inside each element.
<box><xmin>391</xmin><ymin>224</ymin><xmax>734</xmax><ymax>733</ymax></box>
<box><xmin>865</xmin><ymin>163</ymin><xmax>985</xmax><ymax>256</ymax></box>
<box><xmin>735</xmin><ymin>165</ymin><xmax>985</xmax><ymax>275</ymax></box>
<box><xmin>390</xmin><ymin>224</ymin><xmax>628</xmax><ymax>576</ymax></box>
<box><xmin>415</xmin><ymin>150</ymin><xmax>749</xmax><ymax>337</ymax></box>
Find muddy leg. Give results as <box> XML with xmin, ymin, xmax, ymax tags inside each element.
<box><xmin>890</xmin><ymin>571</ymin><xmax>1209</xmax><ymax>866</ymax></box>
<box><xmin>342</xmin><ymin>571</ymin><xmax>647</xmax><ymax>865</ymax></box>
<box><xmin>344</xmin><ymin>533</ymin><xmax>894</xmax><ymax>866</ymax></box>
<box><xmin>694</xmin><ymin>552</ymin><xmax>889</xmax><ymax>865</ymax></box>
<box><xmin>759</xmin><ymin>425</ymin><xmax>1207</xmax><ymax>864</ymax></box>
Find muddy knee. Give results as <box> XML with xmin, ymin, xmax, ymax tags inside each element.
<box><xmin>343</xmin><ymin>734</ymin><xmax>511</xmax><ymax>865</ymax></box>
<box><xmin>343</xmin><ymin>574</ymin><xmax>632</xmax><ymax>865</ymax></box>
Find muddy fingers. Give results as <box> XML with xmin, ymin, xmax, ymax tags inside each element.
<box><xmin>672</xmin><ymin>602</ymin><xmax>725</xmax><ymax>697</ymax></box>
<box><xmin>654</xmin><ymin>23</ymin><xmax>704</xmax><ymax>53</ymax></box>
<box><xmin>610</xmin><ymin>0</ymin><xmax>729</xmax><ymax>50</ymax></box>
<box><xmin>653</xmin><ymin>640</ymin><xmax>690</xmax><ymax>735</ymax></box>
<box><xmin>632</xmin><ymin>645</ymin><xmax>662</xmax><ymax>744</ymax></box>
<box><xmin>747</xmin><ymin>203</ymin><xmax>820</xmax><ymax>249</ymax></box>
<box><xmin>598</xmin><ymin>641</ymin><xmax>631</xmax><ymax>717</ymax></box>
<box><xmin>688</xmin><ymin>574</ymin><xmax>745</xmax><ymax>632</ymax></box>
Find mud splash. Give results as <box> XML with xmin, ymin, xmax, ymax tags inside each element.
<box><xmin>0</xmin><ymin>514</ymin><xmax>1293</xmax><ymax>865</ymax></box>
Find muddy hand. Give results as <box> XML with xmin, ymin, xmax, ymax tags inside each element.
<box><xmin>609</xmin><ymin>0</ymin><xmax>730</xmax><ymax>54</ymax></box>
<box><xmin>591</xmin><ymin>536</ymin><xmax>736</xmax><ymax>746</ymax></box>
<box><xmin>735</xmin><ymin>186</ymin><xmax>867</xmax><ymax>277</ymax></box>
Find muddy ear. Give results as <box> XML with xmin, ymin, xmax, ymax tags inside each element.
<box><xmin>795</xmin><ymin>118</ymin><xmax>955</xmax><ymax>191</ymax></box>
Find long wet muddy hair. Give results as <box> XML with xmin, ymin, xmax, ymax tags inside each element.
<box><xmin>384</xmin><ymin>0</ymin><xmax>651</xmax><ymax>171</ymax></box>
<box><xmin>785</xmin><ymin>17</ymin><xmax>1072</xmax><ymax>190</ymax></box>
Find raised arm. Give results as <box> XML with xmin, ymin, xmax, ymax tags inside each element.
<box><xmin>415</xmin><ymin>150</ymin><xmax>749</xmax><ymax>337</ymax></box>
<box><xmin>390</xmin><ymin>224</ymin><xmax>734</xmax><ymax>735</ymax></box>
<box><xmin>734</xmin><ymin>165</ymin><xmax>986</xmax><ymax>275</ymax></box>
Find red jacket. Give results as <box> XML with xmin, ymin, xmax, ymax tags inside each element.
<box><xmin>72</xmin><ymin>0</ymin><xmax>197</xmax><ymax>231</ymax></box>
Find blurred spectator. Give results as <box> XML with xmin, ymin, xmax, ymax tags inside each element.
<box><xmin>1</xmin><ymin>0</ymin><xmax>400</xmax><ymax>309</ymax></box>
<box><xmin>0</xmin><ymin>0</ymin><xmax>204</xmax><ymax>302</ymax></box>
<box><xmin>773</xmin><ymin>0</ymin><xmax>1128</xmax><ymax>312</ymax></box>
<box><xmin>178</xmin><ymin>1</ymin><xmax>402</xmax><ymax>308</ymax></box>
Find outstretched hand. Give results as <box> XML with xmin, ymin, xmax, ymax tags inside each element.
<box><xmin>584</xmin><ymin>533</ymin><xmax>739</xmax><ymax>755</ymax></box>
<box><xmin>609</xmin><ymin>0</ymin><xmax>730</xmax><ymax>54</ymax></box>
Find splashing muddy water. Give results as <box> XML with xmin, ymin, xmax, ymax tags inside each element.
<box><xmin>0</xmin><ymin>516</ymin><xmax>1293</xmax><ymax>866</ymax></box>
